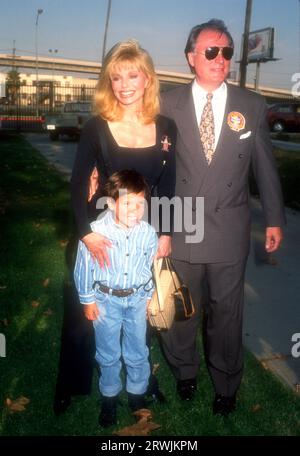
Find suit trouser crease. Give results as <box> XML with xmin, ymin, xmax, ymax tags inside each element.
<box><xmin>161</xmin><ymin>257</ymin><xmax>247</xmax><ymax>396</ymax></box>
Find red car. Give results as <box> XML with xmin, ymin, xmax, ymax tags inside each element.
<box><xmin>267</xmin><ymin>102</ymin><xmax>300</xmax><ymax>132</ymax></box>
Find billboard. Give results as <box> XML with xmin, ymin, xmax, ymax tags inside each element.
<box><xmin>247</xmin><ymin>27</ymin><xmax>274</xmax><ymax>62</ymax></box>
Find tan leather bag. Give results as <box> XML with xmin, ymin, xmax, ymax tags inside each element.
<box><xmin>148</xmin><ymin>258</ymin><xmax>195</xmax><ymax>330</ymax></box>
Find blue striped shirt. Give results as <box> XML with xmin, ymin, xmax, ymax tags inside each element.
<box><xmin>74</xmin><ymin>210</ymin><xmax>158</xmax><ymax>304</ymax></box>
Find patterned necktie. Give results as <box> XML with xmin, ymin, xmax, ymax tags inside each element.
<box><xmin>199</xmin><ymin>93</ymin><xmax>215</xmax><ymax>164</ymax></box>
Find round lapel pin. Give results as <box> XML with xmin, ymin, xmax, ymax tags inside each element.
<box><xmin>227</xmin><ymin>111</ymin><xmax>246</xmax><ymax>132</ymax></box>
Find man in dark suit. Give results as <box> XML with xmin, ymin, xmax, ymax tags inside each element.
<box><xmin>160</xmin><ymin>19</ymin><xmax>285</xmax><ymax>416</ymax></box>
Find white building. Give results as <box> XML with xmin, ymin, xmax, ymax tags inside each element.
<box><xmin>0</xmin><ymin>70</ymin><xmax>98</xmax><ymax>110</ymax></box>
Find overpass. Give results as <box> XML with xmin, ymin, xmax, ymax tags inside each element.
<box><xmin>0</xmin><ymin>53</ymin><xmax>293</xmax><ymax>100</ymax></box>
<box><xmin>0</xmin><ymin>53</ymin><xmax>194</xmax><ymax>85</ymax></box>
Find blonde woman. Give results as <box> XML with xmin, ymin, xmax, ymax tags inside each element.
<box><xmin>54</xmin><ymin>40</ymin><xmax>176</xmax><ymax>424</ymax></box>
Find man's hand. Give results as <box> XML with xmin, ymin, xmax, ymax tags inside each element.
<box><xmin>83</xmin><ymin>302</ymin><xmax>99</xmax><ymax>321</ymax></box>
<box><xmin>265</xmin><ymin>226</ymin><xmax>283</xmax><ymax>253</ymax></box>
<box><xmin>82</xmin><ymin>232</ymin><xmax>112</xmax><ymax>268</ymax></box>
<box><xmin>156</xmin><ymin>235</ymin><xmax>172</xmax><ymax>259</ymax></box>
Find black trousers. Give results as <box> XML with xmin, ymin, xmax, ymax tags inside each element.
<box><xmin>55</xmin><ymin>279</ymin><xmax>95</xmax><ymax>397</ymax></box>
<box><xmin>160</xmin><ymin>257</ymin><xmax>248</xmax><ymax>397</ymax></box>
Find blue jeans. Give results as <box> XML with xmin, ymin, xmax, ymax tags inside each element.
<box><xmin>93</xmin><ymin>289</ymin><xmax>150</xmax><ymax>397</ymax></box>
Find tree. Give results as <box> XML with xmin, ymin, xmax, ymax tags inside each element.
<box><xmin>5</xmin><ymin>69</ymin><xmax>21</xmax><ymax>105</ymax></box>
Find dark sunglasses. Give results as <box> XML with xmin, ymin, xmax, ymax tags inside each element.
<box><xmin>199</xmin><ymin>46</ymin><xmax>234</xmax><ymax>61</ymax></box>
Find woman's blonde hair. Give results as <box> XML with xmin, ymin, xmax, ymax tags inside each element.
<box><xmin>94</xmin><ymin>39</ymin><xmax>160</xmax><ymax>124</ymax></box>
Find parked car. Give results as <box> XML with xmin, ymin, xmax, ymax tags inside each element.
<box><xmin>44</xmin><ymin>101</ymin><xmax>92</xmax><ymax>140</ymax></box>
<box><xmin>267</xmin><ymin>102</ymin><xmax>300</xmax><ymax>133</ymax></box>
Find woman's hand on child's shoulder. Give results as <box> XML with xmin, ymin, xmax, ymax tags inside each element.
<box><xmin>82</xmin><ymin>232</ymin><xmax>112</xmax><ymax>268</ymax></box>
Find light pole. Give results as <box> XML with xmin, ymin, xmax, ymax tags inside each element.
<box><xmin>101</xmin><ymin>0</ymin><xmax>112</xmax><ymax>64</ymax></box>
<box><xmin>48</xmin><ymin>48</ymin><xmax>58</xmax><ymax>112</ymax></box>
<box><xmin>48</xmin><ymin>48</ymin><xmax>58</xmax><ymax>81</ymax></box>
<box><xmin>239</xmin><ymin>0</ymin><xmax>252</xmax><ymax>88</ymax></box>
<box><xmin>35</xmin><ymin>8</ymin><xmax>43</xmax><ymax>116</ymax></box>
<box><xmin>299</xmin><ymin>0</ymin><xmax>300</xmax><ymax>71</ymax></box>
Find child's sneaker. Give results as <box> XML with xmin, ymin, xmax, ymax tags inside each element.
<box><xmin>99</xmin><ymin>395</ymin><xmax>118</xmax><ymax>427</ymax></box>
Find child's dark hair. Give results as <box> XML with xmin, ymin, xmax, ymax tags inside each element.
<box><xmin>103</xmin><ymin>169</ymin><xmax>150</xmax><ymax>201</ymax></box>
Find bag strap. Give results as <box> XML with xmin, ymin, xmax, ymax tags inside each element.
<box><xmin>165</xmin><ymin>257</ymin><xmax>180</xmax><ymax>293</ymax></box>
<box><xmin>153</xmin><ymin>257</ymin><xmax>179</xmax><ymax>311</ymax></box>
<box><xmin>153</xmin><ymin>259</ymin><xmax>163</xmax><ymax>308</ymax></box>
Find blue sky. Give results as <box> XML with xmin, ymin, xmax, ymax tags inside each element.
<box><xmin>0</xmin><ymin>0</ymin><xmax>299</xmax><ymax>90</ymax></box>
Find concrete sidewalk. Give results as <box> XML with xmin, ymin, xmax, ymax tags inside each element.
<box><xmin>25</xmin><ymin>133</ymin><xmax>300</xmax><ymax>394</ymax></box>
<box><xmin>271</xmin><ymin>139</ymin><xmax>300</xmax><ymax>152</ymax></box>
<box><xmin>245</xmin><ymin>198</ymin><xmax>300</xmax><ymax>393</ymax></box>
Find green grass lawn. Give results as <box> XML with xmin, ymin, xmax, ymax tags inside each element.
<box><xmin>249</xmin><ymin>146</ymin><xmax>300</xmax><ymax>211</ymax></box>
<box><xmin>0</xmin><ymin>133</ymin><xmax>300</xmax><ymax>436</ymax></box>
<box><xmin>273</xmin><ymin>148</ymin><xmax>300</xmax><ymax>210</ymax></box>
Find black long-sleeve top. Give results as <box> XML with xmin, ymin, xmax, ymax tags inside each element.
<box><xmin>71</xmin><ymin>115</ymin><xmax>177</xmax><ymax>238</ymax></box>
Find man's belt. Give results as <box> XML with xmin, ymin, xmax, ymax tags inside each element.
<box><xmin>95</xmin><ymin>283</ymin><xmax>135</xmax><ymax>297</ymax></box>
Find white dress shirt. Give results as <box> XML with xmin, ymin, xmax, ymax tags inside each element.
<box><xmin>192</xmin><ymin>80</ymin><xmax>227</xmax><ymax>151</ymax></box>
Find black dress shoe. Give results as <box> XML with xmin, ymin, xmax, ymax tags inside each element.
<box><xmin>147</xmin><ymin>388</ymin><xmax>166</xmax><ymax>403</ymax></box>
<box><xmin>99</xmin><ymin>396</ymin><xmax>118</xmax><ymax>428</ymax></box>
<box><xmin>213</xmin><ymin>394</ymin><xmax>236</xmax><ymax>417</ymax></box>
<box><xmin>146</xmin><ymin>374</ymin><xmax>166</xmax><ymax>403</ymax></box>
<box><xmin>177</xmin><ymin>378</ymin><xmax>197</xmax><ymax>401</ymax></box>
<box><xmin>53</xmin><ymin>395</ymin><xmax>71</xmax><ymax>416</ymax></box>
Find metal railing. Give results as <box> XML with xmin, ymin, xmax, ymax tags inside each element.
<box><xmin>0</xmin><ymin>81</ymin><xmax>296</xmax><ymax>131</ymax></box>
<box><xmin>0</xmin><ymin>82</ymin><xmax>96</xmax><ymax>130</ymax></box>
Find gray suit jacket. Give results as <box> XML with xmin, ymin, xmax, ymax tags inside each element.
<box><xmin>161</xmin><ymin>82</ymin><xmax>285</xmax><ymax>263</ymax></box>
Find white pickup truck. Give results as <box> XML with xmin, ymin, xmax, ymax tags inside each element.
<box><xmin>44</xmin><ymin>101</ymin><xmax>92</xmax><ymax>140</ymax></box>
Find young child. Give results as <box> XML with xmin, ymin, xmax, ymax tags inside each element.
<box><xmin>74</xmin><ymin>169</ymin><xmax>158</xmax><ymax>428</ymax></box>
